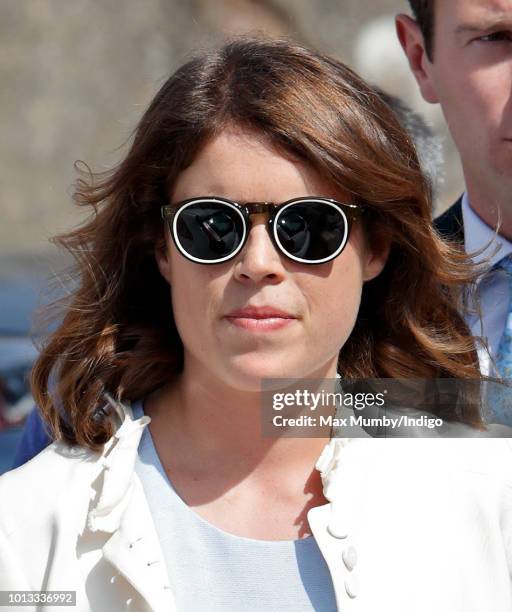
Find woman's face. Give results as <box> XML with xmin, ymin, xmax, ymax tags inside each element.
<box><xmin>156</xmin><ymin>127</ymin><xmax>388</xmax><ymax>390</ymax></box>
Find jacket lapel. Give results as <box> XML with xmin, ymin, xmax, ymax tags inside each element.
<box><xmin>84</xmin><ymin>400</ymin><xmax>177</xmax><ymax>612</ymax></box>
<box><xmin>101</xmin><ymin>477</ymin><xmax>177</xmax><ymax>612</ymax></box>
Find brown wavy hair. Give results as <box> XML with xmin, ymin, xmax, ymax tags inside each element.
<box><xmin>31</xmin><ymin>37</ymin><xmax>485</xmax><ymax>450</ymax></box>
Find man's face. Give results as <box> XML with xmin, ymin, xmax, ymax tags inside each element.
<box><xmin>399</xmin><ymin>0</ymin><xmax>512</xmax><ymax>201</ymax></box>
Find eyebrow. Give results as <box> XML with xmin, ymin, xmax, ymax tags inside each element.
<box><xmin>455</xmin><ymin>15</ymin><xmax>512</xmax><ymax>36</ymax></box>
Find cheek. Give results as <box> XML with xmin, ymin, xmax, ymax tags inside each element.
<box><xmin>436</xmin><ymin>63</ymin><xmax>504</xmax><ymax>139</ymax></box>
<box><xmin>446</xmin><ymin>68</ymin><xmax>512</xmax><ymax>173</ymax></box>
<box><xmin>166</xmin><ymin>253</ymin><xmax>219</xmax><ymax>347</ymax></box>
<box><xmin>302</xmin><ymin>248</ymin><xmax>365</xmax><ymax>344</ymax></box>
<box><xmin>465</xmin><ymin>70</ymin><xmax>506</xmax><ymax>125</ymax></box>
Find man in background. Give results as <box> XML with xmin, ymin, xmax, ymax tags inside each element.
<box><xmin>396</xmin><ymin>1</ymin><xmax>512</xmax><ymax>397</ymax></box>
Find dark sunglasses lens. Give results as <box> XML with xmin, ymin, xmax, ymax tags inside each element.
<box><xmin>175</xmin><ymin>201</ymin><xmax>245</xmax><ymax>262</ymax></box>
<box><xmin>275</xmin><ymin>201</ymin><xmax>348</xmax><ymax>262</ymax></box>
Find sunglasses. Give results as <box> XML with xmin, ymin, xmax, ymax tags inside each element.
<box><xmin>160</xmin><ymin>196</ymin><xmax>363</xmax><ymax>265</ymax></box>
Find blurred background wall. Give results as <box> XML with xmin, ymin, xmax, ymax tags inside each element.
<box><xmin>1</xmin><ymin>0</ymin><xmax>464</xmax><ymax>259</ymax></box>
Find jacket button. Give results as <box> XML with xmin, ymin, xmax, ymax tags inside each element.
<box><xmin>326</xmin><ymin>522</ymin><xmax>348</xmax><ymax>539</ymax></box>
<box><xmin>345</xmin><ymin>574</ymin><xmax>359</xmax><ymax>598</ymax></box>
<box><xmin>342</xmin><ymin>546</ymin><xmax>358</xmax><ymax>571</ymax></box>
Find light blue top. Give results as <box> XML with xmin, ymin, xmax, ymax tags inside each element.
<box><xmin>132</xmin><ymin>399</ymin><xmax>337</xmax><ymax>612</ymax></box>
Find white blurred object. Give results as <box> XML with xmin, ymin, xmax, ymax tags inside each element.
<box><xmin>5</xmin><ymin>393</ymin><xmax>35</xmax><ymax>425</ymax></box>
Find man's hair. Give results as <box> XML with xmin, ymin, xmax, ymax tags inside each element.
<box><xmin>408</xmin><ymin>0</ymin><xmax>435</xmax><ymax>59</ymax></box>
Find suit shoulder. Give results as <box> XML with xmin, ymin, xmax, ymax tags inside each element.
<box><xmin>434</xmin><ymin>197</ymin><xmax>464</xmax><ymax>242</ymax></box>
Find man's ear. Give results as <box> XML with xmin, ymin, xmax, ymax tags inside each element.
<box><xmin>362</xmin><ymin>240</ymin><xmax>391</xmax><ymax>282</ymax></box>
<box><xmin>395</xmin><ymin>14</ymin><xmax>439</xmax><ymax>104</ymax></box>
<box><xmin>154</xmin><ymin>237</ymin><xmax>173</xmax><ymax>285</ymax></box>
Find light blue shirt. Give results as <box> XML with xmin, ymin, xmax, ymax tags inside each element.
<box><xmin>462</xmin><ymin>193</ymin><xmax>512</xmax><ymax>374</ymax></box>
<box><xmin>132</xmin><ymin>399</ymin><xmax>337</xmax><ymax>612</ymax></box>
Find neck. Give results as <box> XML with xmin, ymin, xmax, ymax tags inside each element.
<box><xmin>145</xmin><ymin>357</ymin><xmax>338</xmax><ymax>478</ymax></box>
<box><xmin>465</xmin><ymin>175</ymin><xmax>512</xmax><ymax>241</ymax></box>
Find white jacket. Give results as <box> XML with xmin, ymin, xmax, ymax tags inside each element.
<box><xmin>1</xmin><ymin>401</ymin><xmax>512</xmax><ymax>612</ymax></box>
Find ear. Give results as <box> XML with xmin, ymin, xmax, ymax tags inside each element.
<box><xmin>362</xmin><ymin>240</ymin><xmax>391</xmax><ymax>282</ymax></box>
<box><xmin>154</xmin><ymin>235</ymin><xmax>173</xmax><ymax>285</ymax></box>
<box><xmin>395</xmin><ymin>14</ymin><xmax>439</xmax><ymax>104</ymax></box>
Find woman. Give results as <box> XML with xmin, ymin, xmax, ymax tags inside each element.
<box><xmin>1</xmin><ymin>38</ymin><xmax>511</xmax><ymax>612</ymax></box>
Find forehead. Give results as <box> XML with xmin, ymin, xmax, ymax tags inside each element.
<box><xmin>171</xmin><ymin>128</ymin><xmax>342</xmax><ymax>204</ymax></box>
<box><xmin>436</xmin><ymin>0</ymin><xmax>512</xmax><ymax>26</ymax></box>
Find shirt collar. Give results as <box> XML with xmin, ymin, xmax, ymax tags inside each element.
<box><xmin>461</xmin><ymin>192</ymin><xmax>512</xmax><ymax>268</ymax></box>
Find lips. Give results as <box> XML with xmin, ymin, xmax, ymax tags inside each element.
<box><xmin>225</xmin><ymin>306</ymin><xmax>297</xmax><ymax>331</ymax></box>
<box><xmin>226</xmin><ymin>306</ymin><xmax>296</xmax><ymax>319</ymax></box>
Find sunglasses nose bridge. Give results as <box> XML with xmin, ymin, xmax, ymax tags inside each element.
<box><xmin>243</xmin><ymin>202</ymin><xmax>277</xmax><ymax>217</ymax></box>
<box><xmin>240</xmin><ymin>203</ymin><xmax>277</xmax><ymax>239</ymax></box>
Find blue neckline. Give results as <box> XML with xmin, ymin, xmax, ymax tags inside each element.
<box><xmin>133</xmin><ymin>397</ymin><xmax>317</xmax><ymax>547</ymax></box>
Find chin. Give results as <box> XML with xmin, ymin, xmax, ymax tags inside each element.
<box><xmin>222</xmin><ymin>355</ymin><xmax>324</xmax><ymax>393</ymax></box>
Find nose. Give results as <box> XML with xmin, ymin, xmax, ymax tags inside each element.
<box><xmin>233</xmin><ymin>216</ymin><xmax>287</xmax><ymax>285</ymax></box>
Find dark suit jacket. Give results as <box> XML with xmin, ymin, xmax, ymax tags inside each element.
<box><xmin>434</xmin><ymin>196</ymin><xmax>464</xmax><ymax>244</ymax></box>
